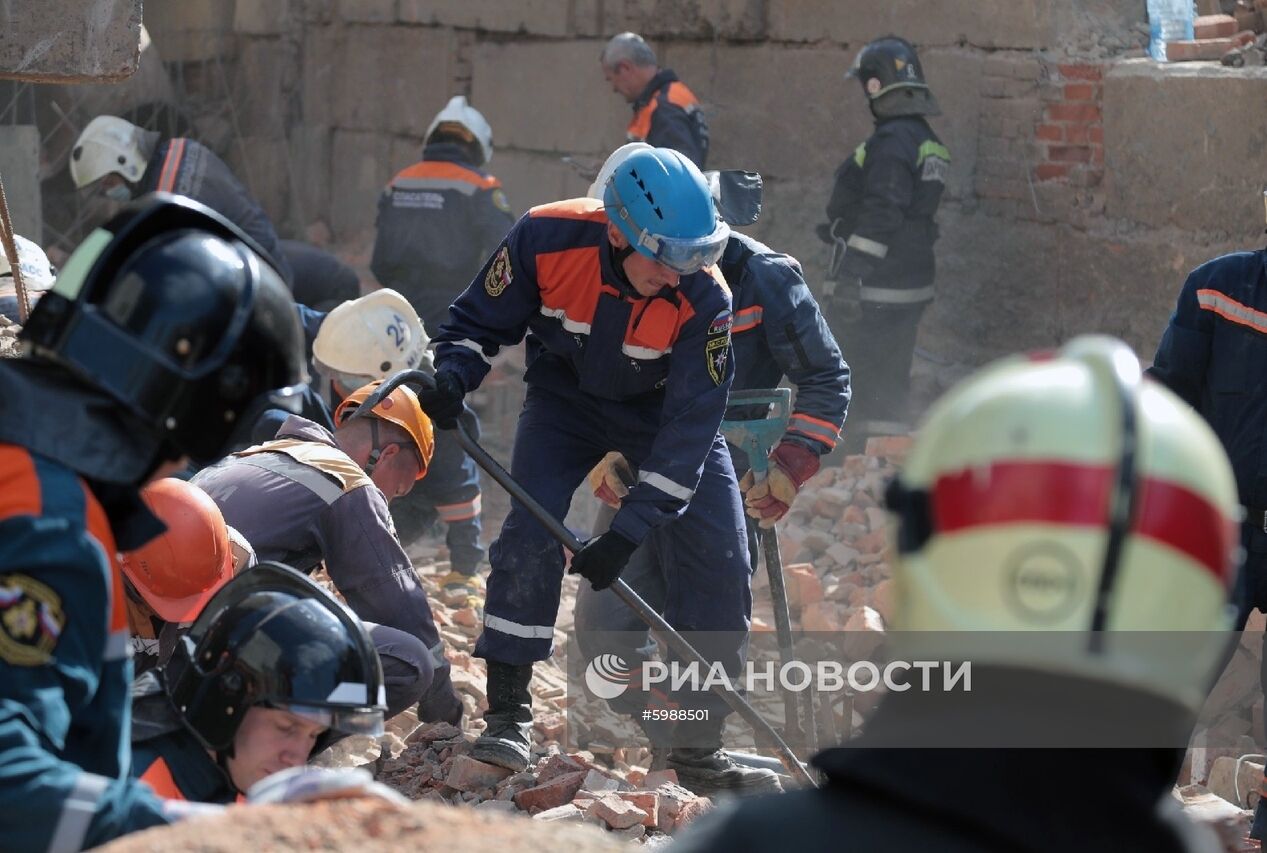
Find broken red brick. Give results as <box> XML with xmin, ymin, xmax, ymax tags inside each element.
<box><xmin>1166</xmin><ymin>37</ymin><xmax>1236</xmax><ymax>61</ymax></box>
<box><xmin>534</xmin><ymin>753</ymin><xmax>586</xmax><ymax>784</ymax></box>
<box><xmin>589</xmin><ymin>794</ymin><xmax>647</xmax><ymax>830</ymax></box>
<box><xmin>513</xmin><ymin>770</ymin><xmax>588</xmax><ymax>813</ymax></box>
<box><xmin>1047</xmin><ymin>145</ymin><xmax>1093</xmax><ymax>163</ymax></box>
<box><xmin>445</xmin><ymin>755</ymin><xmax>513</xmax><ymax>793</ymax></box>
<box><xmin>618</xmin><ymin>791</ymin><xmax>661</xmax><ymax>827</ymax></box>
<box><xmin>1194</xmin><ymin>13</ymin><xmax>1237</xmax><ymax>38</ymax></box>
<box><xmin>785</xmin><ymin>563</ymin><xmax>824</xmax><ymax>609</ymax></box>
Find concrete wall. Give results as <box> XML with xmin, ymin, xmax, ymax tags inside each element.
<box><xmin>0</xmin><ymin>0</ymin><xmax>142</xmax><ymax>82</ymax></box>
<box><xmin>133</xmin><ymin>0</ymin><xmax>1267</xmax><ymax>378</ymax></box>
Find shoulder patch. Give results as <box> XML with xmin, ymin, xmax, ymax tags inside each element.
<box><xmin>485</xmin><ymin>245</ymin><xmax>513</xmax><ymax>297</ymax></box>
<box><xmin>491</xmin><ymin>188</ymin><xmax>511</xmax><ymax>214</ymax></box>
<box><xmin>0</xmin><ymin>573</ymin><xmax>65</xmax><ymax>666</ymax></box>
<box><xmin>706</xmin><ymin>336</ymin><xmax>729</xmax><ymax>386</ymax></box>
<box><xmin>708</xmin><ymin>309</ymin><xmax>733</xmax><ymax>336</ymax></box>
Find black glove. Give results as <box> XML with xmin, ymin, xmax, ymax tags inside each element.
<box><xmin>418</xmin><ymin>370</ymin><xmax>465</xmax><ymax>429</ymax></box>
<box><xmin>815</xmin><ymin>222</ymin><xmax>835</xmax><ymax>244</ymax></box>
<box><xmin>568</xmin><ymin>529</ymin><xmax>639</xmax><ymax>591</ymax></box>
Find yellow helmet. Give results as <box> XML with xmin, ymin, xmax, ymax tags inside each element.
<box><xmin>334</xmin><ymin>380</ymin><xmax>435</xmax><ymax>481</ymax></box>
<box><xmin>884</xmin><ymin>335</ymin><xmax>1240</xmax><ymax>712</ymax></box>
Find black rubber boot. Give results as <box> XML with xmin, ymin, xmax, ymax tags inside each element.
<box><xmin>667</xmin><ymin>718</ymin><xmax>783</xmax><ymax>796</ymax></box>
<box><xmin>471</xmin><ymin>661</ymin><xmax>534</xmax><ymax>771</ymax></box>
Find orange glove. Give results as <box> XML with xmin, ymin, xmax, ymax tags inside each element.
<box><xmin>588</xmin><ymin>452</ymin><xmax>635</xmax><ymax>509</ymax></box>
<box><xmin>741</xmin><ymin>441</ymin><xmax>820</xmax><ymax>528</ymax></box>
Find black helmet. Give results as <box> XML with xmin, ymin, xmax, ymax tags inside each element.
<box><xmin>846</xmin><ymin>36</ymin><xmax>941</xmax><ymax>118</ymax></box>
<box><xmin>163</xmin><ymin>561</ymin><xmax>386</xmax><ymax>756</ymax></box>
<box><xmin>21</xmin><ymin>193</ymin><xmax>308</xmax><ymax>465</ymax></box>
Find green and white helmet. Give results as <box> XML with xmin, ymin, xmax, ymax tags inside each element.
<box><xmin>885</xmin><ymin>335</ymin><xmax>1239</xmax><ymax>712</ymax></box>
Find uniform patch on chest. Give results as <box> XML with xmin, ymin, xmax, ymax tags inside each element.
<box><xmin>708</xmin><ymin>310</ymin><xmax>733</xmax><ymax>335</ymax></box>
<box><xmin>485</xmin><ymin>245</ymin><xmax>513</xmax><ymax>297</ymax></box>
<box><xmin>0</xmin><ymin>573</ymin><xmax>65</xmax><ymax>666</ymax></box>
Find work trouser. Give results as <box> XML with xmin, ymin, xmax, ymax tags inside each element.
<box><xmin>826</xmin><ymin>297</ymin><xmax>929</xmax><ymax>448</ymax></box>
<box><xmin>391</xmin><ymin>417</ymin><xmax>485</xmax><ymax>574</ymax></box>
<box><xmin>574</xmin><ymin>493</ymin><xmax>760</xmax><ymax>718</ymax></box>
<box><xmin>475</xmin><ymin>382</ymin><xmax>752</xmax><ymax>717</ymax></box>
<box><xmin>1231</xmin><ymin>538</ymin><xmax>1267</xmax><ymax>838</ymax></box>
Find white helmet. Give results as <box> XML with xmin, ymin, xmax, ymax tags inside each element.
<box><xmin>312</xmin><ymin>288</ymin><xmax>432</xmax><ymax>391</ymax></box>
<box><xmin>587</xmin><ymin>142</ymin><xmax>653</xmax><ymax>200</ymax></box>
<box><xmin>69</xmin><ymin>115</ymin><xmax>149</xmax><ymax>189</ymax></box>
<box><xmin>425</xmin><ymin>96</ymin><xmax>494</xmax><ymax>166</ymax></box>
<box><xmin>0</xmin><ymin>235</ymin><xmax>56</xmax><ymax>293</ymax></box>
<box><xmin>885</xmin><ymin>335</ymin><xmax>1240</xmax><ymax>713</ymax></box>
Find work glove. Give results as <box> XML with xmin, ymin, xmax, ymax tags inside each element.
<box><xmin>417</xmin><ymin>370</ymin><xmax>466</xmax><ymax>429</ymax></box>
<box><xmin>588</xmin><ymin>452</ymin><xmax>636</xmax><ymax>509</ymax></box>
<box><xmin>815</xmin><ymin>218</ymin><xmax>846</xmax><ymax>245</ymax></box>
<box><xmin>568</xmin><ymin>529</ymin><xmax>639</xmax><ymax>591</ymax></box>
<box><xmin>740</xmin><ymin>441</ymin><xmax>821</xmax><ymax>529</ymax></box>
<box><xmin>824</xmin><ymin>276</ymin><xmax>864</xmax><ymax>325</ymax></box>
<box><xmin>247</xmin><ymin>766</ymin><xmax>409</xmax><ymax>807</ymax></box>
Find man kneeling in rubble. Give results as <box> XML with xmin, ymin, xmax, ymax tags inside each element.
<box><xmin>193</xmin><ymin>380</ymin><xmax>463</xmax><ymax>724</ymax></box>
<box><xmin>677</xmin><ymin>336</ymin><xmax>1241</xmax><ymax>853</ymax></box>
<box><xmin>131</xmin><ymin>563</ymin><xmax>391</xmax><ymax>804</ymax></box>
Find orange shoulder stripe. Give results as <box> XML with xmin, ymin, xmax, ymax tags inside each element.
<box><xmin>140</xmin><ymin>757</ymin><xmax>185</xmax><ymax>800</ymax></box>
<box><xmin>80</xmin><ymin>480</ymin><xmax>129</xmax><ymax>636</ymax></box>
<box><xmin>392</xmin><ymin>160</ymin><xmax>501</xmax><ymax>190</ymax></box>
<box><xmin>664</xmin><ymin>81</ymin><xmax>700</xmax><ymax>110</ymax></box>
<box><xmin>529</xmin><ymin>198</ymin><xmax>608</xmax><ymax>222</ymax></box>
<box><xmin>627</xmin><ymin>99</ymin><xmax>658</xmax><ymax>142</ymax></box>
<box><xmin>156</xmin><ymin>139</ymin><xmax>186</xmax><ymax>193</ymax></box>
<box><xmin>0</xmin><ymin>445</ymin><xmax>41</xmax><ymax>522</ymax></box>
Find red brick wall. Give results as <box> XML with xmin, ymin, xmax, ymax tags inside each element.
<box><xmin>1034</xmin><ymin>63</ymin><xmax>1105</xmax><ymax>187</ymax></box>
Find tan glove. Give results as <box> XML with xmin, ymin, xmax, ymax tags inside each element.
<box><xmin>588</xmin><ymin>452</ymin><xmax>635</xmax><ymax>509</ymax></box>
<box><xmin>741</xmin><ymin>441</ymin><xmax>821</xmax><ymax>529</ymax></box>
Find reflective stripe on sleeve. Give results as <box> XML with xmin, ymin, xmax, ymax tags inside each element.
<box><xmin>47</xmin><ymin>771</ymin><xmax>109</xmax><ymax>853</ymax></box>
<box><xmin>846</xmin><ymin>234</ymin><xmax>889</xmax><ymax>259</ymax></box>
<box><xmin>484</xmin><ymin>613</ymin><xmax>554</xmax><ymax>640</ymax></box>
<box><xmin>638</xmin><ymin>471</ymin><xmax>695</xmax><ymax>501</ymax></box>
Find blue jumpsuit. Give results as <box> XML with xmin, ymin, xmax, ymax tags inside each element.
<box><xmin>433</xmin><ymin>198</ymin><xmax>750</xmax><ymax>715</ymax></box>
<box><xmin>574</xmin><ymin>232</ymin><xmax>851</xmax><ymax>714</ymax></box>
<box><xmin>1147</xmin><ymin>249</ymin><xmax>1267</xmax><ymax>839</ymax></box>
<box><xmin>0</xmin><ymin>360</ymin><xmax>170</xmax><ymax>852</ymax></box>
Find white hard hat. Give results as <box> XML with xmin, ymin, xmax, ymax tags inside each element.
<box><xmin>885</xmin><ymin>335</ymin><xmax>1240</xmax><ymax>713</ymax></box>
<box><xmin>426</xmin><ymin>96</ymin><xmax>494</xmax><ymax>166</ymax></box>
<box><xmin>0</xmin><ymin>234</ymin><xmax>56</xmax><ymax>292</ymax></box>
<box><xmin>587</xmin><ymin>142</ymin><xmax>653</xmax><ymax>200</ymax></box>
<box><xmin>69</xmin><ymin>115</ymin><xmax>149</xmax><ymax>189</ymax></box>
<box><xmin>312</xmin><ymin>289</ymin><xmax>432</xmax><ymax>388</ymax></box>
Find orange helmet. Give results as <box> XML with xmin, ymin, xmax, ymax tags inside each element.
<box><xmin>334</xmin><ymin>380</ymin><xmax>435</xmax><ymax>480</ymax></box>
<box><xmin>121</xmin><ymin>478</ymin><xmax>235</xmax><ymax>623</ymax></box>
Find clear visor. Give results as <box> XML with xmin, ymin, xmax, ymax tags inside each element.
<box><xmin>280</xmin><ymin>703</ymin><xmax>385</xmax><ymax>738</ymax></box>
<box><xmin>637</xmin><ymin>219</ymin><xmax>730</xmax><ymax>275</ymax></box>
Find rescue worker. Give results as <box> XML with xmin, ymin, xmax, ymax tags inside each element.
<box><xmin>69</xmin><ymin>114</ymin><xmax>294</xmax><ymax>284</ymax></box>
<box><xmin>1148</xmin><ymin>237</ymin><xmax>1267</xmax><ymax>840</ymax></box>
<box><xmin>0</xmin><ymin>233</ymin><xmax>56</xmax><ymax>323</ymax></box>
<box><xmin>192</xmin><ymin>380</ymin><xmax>464</xmax><ymax>724</ymax></box>
<box><xmin>280</xmin><ymin>239</ymin><xmax>361</xmax><ymax>312</ymax></box>
<box><xmin>677</xmin><ymin>336</ymin><xmax>1239</xmax><ymax>853</ymax></box>
<box><xmin>132</xmin><ymin>562</ymin><xmax>387</xmax><ymax>804</ymax></box>
<box><xmin>311</xmin><ymin>290</ymin><xmax>487</xmax><ymax>606</ymax></box>
<box><xmin>818</xmin><ymin>36</ymin><xmax>949</xmax><ymax>447</ymax></box>
<box><xmin>370</xmin><ymin>95</ymin><xmax>514</xmax><ymax>336</ymax></box>
<box><xmin>600</xmin><ymin>32</ymin><xmax>709</xmax><ymax>169</ymax></box>
<box><xmin>424</xmin><ymin>146</ymin><xmax>754</xmax><ymax>786</ymax></box>
<box><xmin>0</xmin><ymin>194</ymin><xmax>307</xmax><ymax>850</ymax></box>
<box><xmin>121</xmin><ymin>478</ymin><xmax>255</xmax><ymax>675</ymax></box>
<box><xmin>576</xmin><ymin>147</ymin><xmax>849</xmax><ymax>791</ymax></box>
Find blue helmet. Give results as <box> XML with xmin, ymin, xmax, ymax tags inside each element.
<box><xmin>603</xmin><ymin>147</ymin><xmax>729</xmax><ymax>275</ymax></box>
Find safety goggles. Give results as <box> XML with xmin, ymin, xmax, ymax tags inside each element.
<box><xmin>608</xmin><ymin>180</ymin><xmax>730</xmax><ymax>275</ymax></box>
<box><xmin>279</xmin><ymin>702</ymin><xmax>385</xmax><ymax>738</ymax></box>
